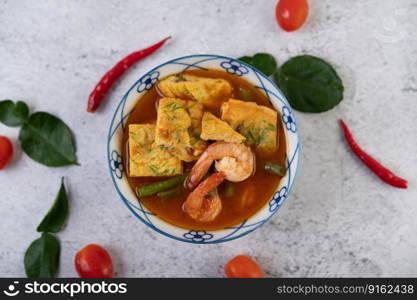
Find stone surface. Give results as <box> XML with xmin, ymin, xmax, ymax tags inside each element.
<box><xmin>0</xmin><ymin>0</ymin><xmax>416</xmax><ymax>277</ymax></box>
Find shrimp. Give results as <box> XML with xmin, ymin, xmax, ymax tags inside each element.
<box><xmin>183</xmin><ymin>172</ymin><xmax>226</xmax><ymax>222</ymax></box>
<box><xmin>185</xmin><ymin>141</ymin><xmax>254</xmax><ymax>189</ymax></box>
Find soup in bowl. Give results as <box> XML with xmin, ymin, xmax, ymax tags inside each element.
<box><xmin>108</xmin><ymin>55</ymin><xmax>300</xmax><ymax>243</ymax></box>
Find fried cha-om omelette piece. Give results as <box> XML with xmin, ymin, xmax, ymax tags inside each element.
<box><xmin>129</xmin><ymin>124</ymin><xmax>183</xmax><ymax>177</ymax></box>
<box><xmin>221</xmin><ymin>99</ymin><xmax>278</xmax><ymax>153</ymax></box>
<box><xmin>186</xmin><ymin>101</ymin><xmax>208</xmax><ymax>158</ymax></box>
<box><xmin>155</xmin><ymin>98</ymin><xmax>191</xmax><ymax>148</ymax></box>
<box><xmin>201</xmin><ymin>112</ymin><xmax>246</xmax><ymax>144</ymax></box>
<box><xmin>155</xmin><ymin>98</ymin><xmax>207</xmax><ymax>161</ymax></box>
<box><xmin>158</xmin><ymin>74</ymin><xmax>232</xmax><ymax>108</ymax></box>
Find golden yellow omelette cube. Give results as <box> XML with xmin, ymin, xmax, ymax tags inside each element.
<box><xmin>129</xmin><ymin>124</ymin><xmax>183</xmax><ymax>177</ymax></box>
<box><xmin>158</xmin><ymin>75</ymin><xmax>192</xmax><ymax>98</ymax></box>
<box><xmin>185</xmin><ymin>101</ymin><xmax>208</xmax><ymax>158</ymax></box>
<box><xmin>221</xmin><ymin>99</ymin><xmax>278</xmax><ymax>153</ymax></box>
<box><xmin>201</xmin><ymin>112</ymin><xmax>245</xmax><ymax>144</ymax></box>
<box><xmin>186</xmin><ymin>101</ymin><xmax>203</xmax><ymax>141</ymax></box>
<box><xmin>155</xmin><ymin>98</ymin><xmax>191</xmax><ymax>148</ymax></box>
<box><xmin>158</xmin><ymin>74</ymin><xmax>232</xmax><ymax>108</ymax></box>
<box><xmin>170</xmin><ymin>100</ymin><xmax>208</xmax><ymax>162</ymax></box>
<box><xmin>155</xmin><ymin>98</ymin><xmax>207</xmax><ymax>162</ymax></box>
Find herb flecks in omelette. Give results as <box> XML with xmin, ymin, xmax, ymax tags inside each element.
<box><xmin>129</xmin><ymin>124</ymin><xmax>183</xmax><ymax>177</ymax></box>
<box><xmin>221</xmin><ymin>99</ymin><xmax>278</xmax><ymax>153</ymax></box>
<box><xmin>154</xmin><ymin>97</ymin><xmax>207</xmax><ymax>162</ymax></box>
<box><xmin>158</xmin><ymin>74</ymin><xmax>232</xmax><ymax>109</ymax></box>
<box><xmin>201</xmin><ymin>112</ymin><xmax>246</xmax><ymax>144</ymax></box>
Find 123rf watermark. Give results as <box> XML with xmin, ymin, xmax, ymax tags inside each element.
<box><xmin>277</xmin><ymin>284</ymin><xmax>415</xmax><ymax>296</ymax></box>
<box><xmin>3</xmin><ymin>281</ymin><xmax>127</xmax><ymax>297</ymax></box>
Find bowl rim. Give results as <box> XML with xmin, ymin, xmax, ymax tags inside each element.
<box><xmin>107</xmin><ymin>54</ymin><xmax>300</xmax><ymax>244</ymax></box>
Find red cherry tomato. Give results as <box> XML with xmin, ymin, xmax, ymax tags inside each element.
<box><xmin>0</xmin><ymin>136</ymin><xmax>13</xmax><ymax>170</ymax></box>
<box><xmin>276</xmin><ymin>0</ymin><xmax>309</xmax><ymax>32</ymax></box>
<box><xmin>75</xmin><ymin>244</ymin><xmax>113</xmax><ymax>278</ymax></box>
<box><xmin>224</xmin><ymin>255</ymin><xmax>264</xmax><ymax>278</ymax></box>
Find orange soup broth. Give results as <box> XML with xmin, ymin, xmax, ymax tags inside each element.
<box><xmin>122</xmin><ymin>69</ymin><xmax>287</xmax><ymax>230</ymax></box>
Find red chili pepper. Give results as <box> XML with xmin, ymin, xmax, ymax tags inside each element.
<box><xmin>87</xmin><ymin>36</ymin><xmax>171</xmax><ymax>113</ymax></box>
<box><xmin>340</xmin><ymin>119</ymin><xmax>408</xmax><ymax>189</ymax></box>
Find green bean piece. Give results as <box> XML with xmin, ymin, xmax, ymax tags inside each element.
<box><xmin>264</xmin><ymin>162</ymin><xmax>285</xmax><ymax>176</ymax></box>
<box><xmin>157</xmin><ymin>185</ymin><xmax>187</xmax><ymax>200</ymax></box>
<box><xmin>136</xmin><ymin>174</ymin><xmax>188</xmax><ymax>197</ymax></box>
<box><xmin>224</xmin><ymin>182</ymin><xmax>235</xmax><ymax>197</ymax></box>
<box><xmin>238</xmin><ymin>87</ymin><xmax>253</xmax><ymax>101</ymax></box>
<box><xmin>206</xmin><ymin>185</ymin><xmax>218</xmax><ymax>197</ymax></box>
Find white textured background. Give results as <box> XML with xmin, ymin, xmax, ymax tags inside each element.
<box><xmin>1</xmin><ymin>0</ymin><xmax>416</xmax><ymax>277</ymax></box>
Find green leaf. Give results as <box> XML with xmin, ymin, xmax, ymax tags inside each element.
<box><xmin>37</xmin><ymin>178</ymin><xmax>69</xmax><ymax>233</ymax></box>
<box><xmin>19</xmin><ymin>112</ymin><xmax>78</xmax><ymax>166</ymax></box>
<box><xmin>274</xmin><ymin>55</ymin><xmax>344</xmax><ymax>113</ymax></box>
<box><xmin>238</xmin><ymin>53</ymin><xmax>278</xmax><ymax>76</ymax></box>
<box><xmin>24</xmin><ymin>232</ymin><xmax>60</xmax><ymax>278</ymax></box>
<box><xmin>252</xmin><ymin>53</ymin><xmax>278</xmax><ymax>76</ymax></box>
<box><xmin>0</xmin><ymin>100</ymin><xmax>29</xmax><ymax>126</ymax></box>
<box><xmin>238</xmin><ymin>56</ymin><xmax>253</xmax><ymax>65</ymax></box>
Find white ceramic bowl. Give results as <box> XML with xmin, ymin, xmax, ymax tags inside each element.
<box><xmin>108</xmin><ymin>54</ymin><xmax>300</xmax><ymax>243</ymax></box>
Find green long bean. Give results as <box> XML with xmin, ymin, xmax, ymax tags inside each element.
<box><xmin>238</xmin><ymin>87</ymin><xmax>253</xmax><ymax>101</ymax></box>
<box><xmin>224</xmin><ymin>182</ymin><xmax>235</xmax><ymax>197</ymax></box>
<box><xmin>136</xmin><ymin>174</ymin><xmax>188</xmax><ymax>197</ymax></box>
<box><xmin>157</xmin><ymin>185</ymin><xmax>187</xmax><ymax>200</ymax></box>
<box><xmin>264</xmin><ymin>162</ymin><xmax>285</xmax><ymax>176</ymax></box>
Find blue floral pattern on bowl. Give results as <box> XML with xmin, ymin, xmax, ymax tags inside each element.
<box><xmin>220</xmin><ymin>60</ymin><xmax>249</xmax><ymax>76</ymax></box>
<box><xmin>269</xmin><ymin>186</ymin><xmax>288</xmax><ymax>212</ymax></box>
<box><xmin>110</xmin><ymin>150</ymin><xmax>123</xmax><ymax>179</ymax></box>
<box><xmin>137</xmin><ymin>71</ymin><xmax>160</xmax><ymax>92</ymax></box>
<box><xmin>108</xmin><ymin>54</ymin><xmax>300</xmax><ymax>244</ymax></box>
<box><xmin>282</xmin><ymin>106</ymin><xmax>297</xmax><ymax>133</ymax></box>
<box><xmin>183</xmin><ymin>230</ymin><xmax>213</xmax><ymax>242</ymax></box>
